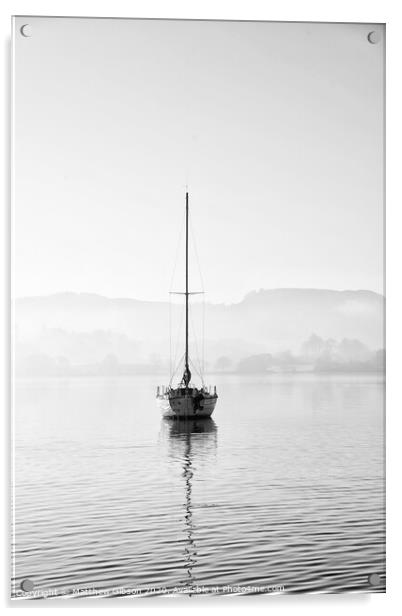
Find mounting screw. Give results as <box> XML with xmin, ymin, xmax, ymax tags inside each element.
<box><xmin>368</xmin><ymin>573</ymin><xmax>380</xmax><ymax>586</ymax></box>
<box><xmin>367</xmin><ymin>31</ymin><xmax>380</xmax><ymax>44</ymax></box>
<box><xmin>20</xmin><ymin>24</ymin><xmax>32</xmax><ymax>37</ymax></box>
<box><xmin>20</xmin><ymin>578</ymin><xmax>34</xmax><ymax>592</ymax></box>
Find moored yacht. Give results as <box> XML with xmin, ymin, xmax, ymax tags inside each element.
<box><xmin>156</xmin><ymin>192</ymin><xmax>218</xmax><ymax>419</ymax></box>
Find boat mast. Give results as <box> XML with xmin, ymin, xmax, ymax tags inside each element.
<box><xmin>185</xmin><ymin>191</ymin><xmax>189</xmax><ymax>386</ymax></box>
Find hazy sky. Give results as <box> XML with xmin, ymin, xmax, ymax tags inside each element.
<box><xmin>14</xmin><ymin>17</ymin><xmax>384</xmax><ymax>303</ymax></box>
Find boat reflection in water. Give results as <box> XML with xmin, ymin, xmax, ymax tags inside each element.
<box><xmin>161</xmin><ymin>418</ymin><xmax>217</xmax><ymax>595</ymax></box>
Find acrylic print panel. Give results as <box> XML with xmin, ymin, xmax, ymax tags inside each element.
<box><xmin>12</xmin><ymin>16</ymin><xmax>385</xmax><ymax>598</ymax></box>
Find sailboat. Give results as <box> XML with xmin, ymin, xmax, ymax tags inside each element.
<box><xmin>156</xmin><ymin>192</ymin><xmax>218</xmax><ymax>419</ymax></box>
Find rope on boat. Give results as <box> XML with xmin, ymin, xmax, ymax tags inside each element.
<box><xmin>172</xmin><ymin>301</ymin><xmax>185</xmax><ymax>380</ymax></box>
<box><xmin>169</xmin><ymin>298</ymin><xmax>172</xmax><ymax>378</ymax></box>
<box><xmin>189</xmin><ymin>213</ymin><xmax>205</xmax><ymax>292</ymax></box>
<box><xmin>202</xmin><ymin>293</ymin><xmax>205</xmax><ymax>375</ymax></box>
<box><xmin>189</xmin><ymin>357</ymin><xmax>205</xmax><ymax>387</ymax></box>
<box><xmin>169</xmin><ymin>209</ymin><xmax>186</xmax><ymax>379</ymax></box>
<box><xmin>169</xmin><ymin>352</ymin><xmax>186</xmax><ymax>387</ymax></box>
<box><xmin>167</xmin><ymin>204</ymin><xmax>207</xmax><ymax>387</ymax></box>
<box><xmin>189</xmin><ymin>306</ymin><xmax>204</xmax><ymax>381</ymax></box>
<box><xmin>189</xmin><ymin>211</ymin><xmax>206</xmax><ymax>379</ymax></box>
<box><xmin>169</xmin><ymin>209</ymin><xmax>186</xmax><ymax>292</ymax></box>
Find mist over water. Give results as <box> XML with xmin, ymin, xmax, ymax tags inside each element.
<box><xmin>12</xmin><ymin>373</ymin><xmax>385</xmax><ymax>597</ymax></box>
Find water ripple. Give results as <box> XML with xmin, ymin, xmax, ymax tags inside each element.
<box><xmin>12</xmin><ymin>375</ymin><xmax>385</xmax><ymax>597</ymax></box>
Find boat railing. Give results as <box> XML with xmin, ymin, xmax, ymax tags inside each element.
<box><xmin>157</xmin><ymin>384</ymin><xmax>217</xmax><ymax>396</ymax></box>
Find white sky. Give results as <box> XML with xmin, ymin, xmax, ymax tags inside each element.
<box><xmin>13</xmin><ymin>17</ymin><xmax>384</xmax><ymax>303</ymax></box>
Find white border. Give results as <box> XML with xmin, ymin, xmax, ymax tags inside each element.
<box><xmin>2</xmin><ymin>1</ymin><xmax>400</xmax><ymax>614</ymax></box>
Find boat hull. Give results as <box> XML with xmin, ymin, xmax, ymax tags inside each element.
<box><xmin>157</xmin><ymin>391</ymin><xmax>217</xmax><ymax>419</ymax></box>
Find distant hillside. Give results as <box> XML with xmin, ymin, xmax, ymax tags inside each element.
<box><xmin>229</xmin><ymin>288</ymin><xmax>384</xmax><ymax>351</ymax></box>
<box><xmin>14</xmin><ymin>289</ymin><xmax>384</xmax><ymax>374</ymax></box>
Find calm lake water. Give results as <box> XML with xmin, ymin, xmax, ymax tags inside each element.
<box><xmin>12</xmin><ymin>374</ymin><xmax>385</xmax><ymax>598</ymax></box>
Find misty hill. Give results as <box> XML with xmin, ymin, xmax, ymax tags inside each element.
<box><xmin>14</xmin><ymin>289</ymin><xmax>384</xmax><ymax>374</ymax></box>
